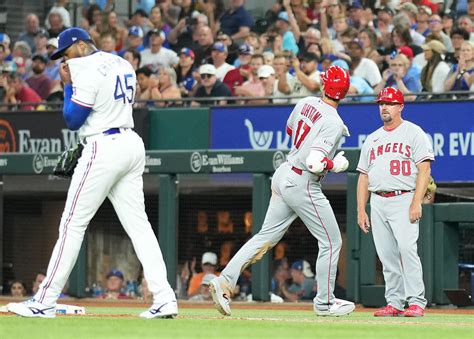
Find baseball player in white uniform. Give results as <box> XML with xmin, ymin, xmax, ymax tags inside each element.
<box><xmin>356</xmin><ymin>87</ymin><xmax>434</xmax><ymax>317</ymax></box>
<box><xmin>7</xmin><ymin>28</ymin><xmax>177</xmax><ymax>319</ymax></box>
<box><xmin>210</xmin><ymin>66</ymin><xmax>355</xmax><ymax>317</ymax></box>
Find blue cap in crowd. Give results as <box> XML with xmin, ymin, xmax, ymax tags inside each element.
<box><xmin>129</xmin><ymin>26</ymin><xmax>144</xmax><ymax>38</ymax></box>
<box><xmin>106</xmin><ymin>269</ymin><xmax>124</xmax><ymax>280</ymax></box>
<box><xmin>51</xmin><ymin>27</ymin><xmax>93</xmax><ymax>60</ymax></box>
<box><xmin>212</xmin><ymin>42</ymin><xmax>227</xmax><ymax>53</ymax></box>
<box><xmin>277</xmin><ymin>11</ymin><xmax>289</xmax><ymax>22</ymax></box>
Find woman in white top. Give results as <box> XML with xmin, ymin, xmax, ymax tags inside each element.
<box><xmin>420</xmin><ymin>40</ymin><xmax>450</xmax><ymax>95</ymax></box>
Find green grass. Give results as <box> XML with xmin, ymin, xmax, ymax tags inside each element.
<box><xmin>0</xmin><ymin>307</ymin><xmax>472</xmax><ymax>339</ymax></box>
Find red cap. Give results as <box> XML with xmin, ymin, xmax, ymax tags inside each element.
<box><xmin>398</xmin><ymin>46</ymin><xmax>413</xmax><ymax>60</ymax></box>
<box><xmin>376</xmin><ymin>87</ymin><xmax>404</xmax><ymax>104</ymax></box>
<box><xmin>320</xmin><ymin>65</ymin><xmax>350</xmax><ymax>100</ymax></box>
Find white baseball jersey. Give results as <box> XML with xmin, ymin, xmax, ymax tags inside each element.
<box><xmin>68</xmin><ymin>51</ymin><xmax>135</xmax><ymax>138</ymax></box>
<box><xmin>357</xmin><ymin>120</ymin><xmax>434</xmax><ymax>192</ymax></box>
<box><xmin>286</xmin><ymin>96</ymin><xmax>348</xmax><ymax>172</ymax></box>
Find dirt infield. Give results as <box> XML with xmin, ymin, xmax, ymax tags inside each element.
<box><xmin>1</xmin><ymin>297</ymin><xmax>472</xmax><ymax>316</ymax></box>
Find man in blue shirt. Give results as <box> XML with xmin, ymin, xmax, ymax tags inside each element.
<box><xmin>219</xmin><ymin>0</ymin><xmax>254</xmax><ymax>41</ymax></box>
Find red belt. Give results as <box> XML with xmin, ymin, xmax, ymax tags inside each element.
<box><xmin>291</xmin><ymin>166</ymin><xmax>303</xmax><ymax>175</ymax></box>
<box><xmin>375</xmin><ymin>190</ymin><xmax>413</xmax><ymax>198</ymax></box>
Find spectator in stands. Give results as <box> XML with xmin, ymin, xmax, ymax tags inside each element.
<box><xmin>84</xmin><ymin>4</ymin><xmax>103</xmax><ymax>35</ymax></box>
<box><xmin>223</xmin><ymin>44</ymin><xmax>252</xmax><ymax>95</ymax></box>
<box><xmin>278</xmin><ymin>51</ymin><xmax>321</xmax><ymax>103</ymax></box>
<box><xmin>105</xmin><ymin>11</ymin><xmax>128</xmax><ymax>52</ymax></box>
<box><xmin>26</xmin><ymin>54</ymin><xmax>53</xmax><ymax>100</ymax></box>
<box><xmin>272</xmin><ymin>53</ymin><xmax>291</xmax><ymax>104</ymax></box>
<box><xmin>176</xmin><ymin>48</ymin><xmax>196</xmax><ymax>98</ymax></box>
<box><xmin>0</xmin><ymin>33</ymin><xmax>12</xmax><ymax>63</ymax></box>
<box><xmin>428</xmin><ymin>14</ymin><xmax>454</xmax><ymax>53</ymax></box>
<box><xmin>157</xmin><ymin>66</ymin><xmax>181</xmax><ymax>106</ymax></box>
<box><xmin>234</xmin><ymin>54</ymin><xmax>264</xmax><ymax>100</ymax></box>
<box><xmin>192</xmin><ymin>25</ymin><xmax>215</xmax><ymax>66</ymax></box>
<box><xmin>275</xmin><ymin>11</ymin><xmax>299</xmax><ymax>56</ymax></box>
<box><xmin>375</xmin><ymin>7</ymin><xmax>394</xmax><ymax>47</ymax></box>
<box><xmin>347</xmin><ymin>1</ymin><xmax>364</xmax><ymax>30</ymax></box>
<box><xmin>129</xmin><ymin>9</ymin><xmax>152</xmax><ymax>37</ymax></box>
<box><xmin>189</xmin><ymin>273</ymin><xmax>217</xmax><ymax>301</ymax></box>
<box><xmin>390</xmin><ymin>25</ymin><xmax>424</xmax><ymax>59</ymax></box>
<box><xmin>32</xmin><ymin>272</ymin><xmax>46</xmax><ymax>295</ymax></box>
<box><xmin>45</xmin><ymin>38</ymin><xmax>61</xmax><ymax>81</ymax></box>
<box><xmin>447</xmin><ymin>28</ymin><xmax>470</xmax><ymax>64</ymax></box>
<box><xmin>168</xmin><ymin>14</ymin><xmax>209</xmax><ymax>52</ymax></box>
<box><xmin>147</xmin><ymin>5</ymin><xmax>172</xmax><ymax>48</ymax></box>
<box><xmin>10</xmin><ymin>281</ymin><xmax>27</xmax><ymax>298</ymax></box>
<box><xmin>331</xmin><ymin>59</ymin><xmax>373</xmax><ymax>102</ymax></box>
<box><xmin>358</xmin><ymin>28</ymin><xmax>383</xmax><ymax>69</ymax></box>
<box><xmin>374</xmin><ymin>54</ymin><xmax>421</xmax><ymax>101</ymax></box>
<box><xmin>398</xmin><ymin>45</ymin><xmax>422</xmax><ymax>84</ymax></box>
<box><xmin>136</xmin><ymin>67</ymin><xmax>161</xmax><ymax>107</ymax></box>
<box><xmin>347</xmin><ymin>38</ymin><xmax>382</xmax><ymax>88</ymax></box>
<box><xmin>298</xmin><ymin>28</ymin><xmax>321</xmax><ymax>55</ymax></box>
<box><xmin>12</xmin><ymin>41</ymin><xmax>32</xmax><ymax>63</ymax></box>
<box><xmin>216</xmin><ymin>31</ymin><xmax>239</xmax><ymax>65</ymax></box>
<box><xmin>123</xmin><ymin>48</ymin><xmax>141</xmax><ymax>71</ymax></box>
<box><xmin>2</xmin><ymin>73</ymin><xmax>42</xmax><ymax>110</ymax></box>
<box><xmin>457</xmin><ymin>16</ymin><xmax>474</xmax><ymax>41</ymax></box>
<box><xmin>33</xmin><ymin>29</ymin><xmax>49</xmax><ymax>58</ymax></box>
<box><xmin>258</xmin><ymin>64</ymin><xmax>277</xmax><ymax>104</ymax></box>
<box><xmin>140</xmin><ymin>29</ymin><xmax>179</xmax><ymax>71</ymax></box>
<box><xmin>47</xmin><ymin>12</ymin><xmax>66</xmax><ymax>38</ymax></box>
<box><xmin>187</xmin><ymin>252</ymin><xmax>219</xmax><ymax>298</ymax></box>
<box><xmin>263</xmin><ymin>51</ymin><xmax>275</xmax><ymax>66</ymax></box>
<box><xmin>416</xmin><ymin>6</ymin><xmax>432</xmax><ymax>38</ymax></box>
<box><xmin>45</xmin><ymin>0</ymin><xmax>71</xmax><ymax>29</ymax></box>
<box><xmin>98</xmin><ymin>269</ymin><xmax>129</xmax><ymax>299</ymax></box>
<box><xmin>192</xmin><ymin>64</ymin><xmax>231</xmax><ymax>106</ymax></box>
<box><xmin>211</xmin><ymin>42</ymin><xmax>235</xmax><ymax>81</ymax></box>
<box><xmin>100</xmin><ymin>33</ymin><xmax>117</xmax><ymax>54</ymax></box>
<box><xmin>420</xmin><ymin>40</ymin><xmax>451</xmax><ymax>95</ymax></box>
<box><xmin>397</xmin><ymin>3</ymin><xmax>426</xmax><ymax>46</ymax></box>
<box><xmin>279</xmin><ymin>260</ymin><xmax>317</xmax><ymax>301</ymax></box>
<box><xmin>17</xmin><ymin>14</ymin><xmax>41</xmax><ymax>53</ymax></box>
<box><xmin>442</xmin><ymin>12</ymin><xmax>455</xmax><ymax>37</ymax></box>
<box><xmin>444</xmin><ymin>41</ymin><xmax>474</xmax><ymax>95</ymax></box>
<box><xmin>219</xmin><ymin>0</ymin><xmax>254</xmax><ymax>41</ymax></box>
<box><xmin>120</xmin><ymin>26</ymin><xmax>145</xmax><ymax>56</ymax></box>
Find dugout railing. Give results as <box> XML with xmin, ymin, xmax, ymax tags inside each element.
<box><xmin>0</xmin><ymin>149</ymin><xmax>472</xmax><ymax>305</ymax></box>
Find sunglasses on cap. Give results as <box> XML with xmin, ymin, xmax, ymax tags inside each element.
<box><xmin>200</xmin><ymin>74</ymin><xmax>213</xmax><ymax>79</ymax></box>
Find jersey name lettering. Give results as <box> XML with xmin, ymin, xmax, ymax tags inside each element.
<box><xmin>300</xmin><ymin>103</ymin><xmax>321</xmax><ymax>124</ymax></box>
<box><xmin>369</xmin><ymin>142</ymin><xmax>412</xmax><ymax>165</ymax></box>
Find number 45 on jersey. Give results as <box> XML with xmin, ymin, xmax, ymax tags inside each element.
<box><xmin>114</xmin><ymin>74</ymin><xmax>135</xmax><ymax>104</ymax></box>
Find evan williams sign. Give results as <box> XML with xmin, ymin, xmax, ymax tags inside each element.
<box><xmin>0</xmin><ymin>119</ymin><xmax>17</xmax><ymax>152</ymax></box>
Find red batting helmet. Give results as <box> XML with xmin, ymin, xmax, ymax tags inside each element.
<box><xmin>376</xmin><ymin>87</ymin><xmax>404</xmax><ymax>104</ymax></box>
<box><xmin>320</xmin><ymin>66</ymin><xmax>350</xmax><ymax>100</ymax></box>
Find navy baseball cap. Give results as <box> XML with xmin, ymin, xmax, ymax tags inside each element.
<box><xmin>106</xmin><ymin>269</ymin><xmax>124</xmax><ymax>280</ymax></box>
<box><xmin>50</xmin><ymin>27</ymin><xmax>93</xmax><ymax>60</ymax></box>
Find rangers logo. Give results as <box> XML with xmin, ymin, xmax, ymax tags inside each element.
<box><xmin>190</xmin><ymin>152</ymin><xmax>202</xmax><ymax>173</ymax></box>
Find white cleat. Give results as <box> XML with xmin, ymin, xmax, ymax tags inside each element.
<box><xmin>209</xmin><ymin>278</ymin><xmax>232</xmax><ymax>316</ymax></box>
<box><xmin>139</xmin><ymin>300</ymin><xmax>178</xmax><ymax>319</ymax></box>
<box><xmin>7</xmin><ymin>299</ymin><xmax>56</xmax><ymax>318</ymax></box>
<box><xmin>314</xmin><ymin>299</ymin><xmax>356</xmax><ymax>317</ymax></box>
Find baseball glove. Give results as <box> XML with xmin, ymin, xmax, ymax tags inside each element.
<box><xmin>424</xmin><ymin>176</ymin><xmax>437</xmax><ymax>202</ymax></box>
<box><xmin>54</xmin><ymin>143</ymin><xmax>84</xmax><ymax>178</ymax></box>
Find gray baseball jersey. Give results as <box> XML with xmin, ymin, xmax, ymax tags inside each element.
<box><xmin>287</xmin><ymin>96</ymin><xmax>346</xmax><ymax>172</ymax></box>
<box><xmin>357</xmin><ymin>120</ymin><xmax>434</xmax><ymax>310</ymax></box>
<box><xmin>217</xmin><ymin>96</ymin><xmax>349</xmax><ymax>310</ymax></box>
<box><xmin>357</xmin><ymin>121</ymin><xmax>434</xmax><ymax>191</ymax></box>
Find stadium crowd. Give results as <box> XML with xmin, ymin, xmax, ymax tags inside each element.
<box><xmin>0</xmin><ymin>0</ymin><xmax>474</xmax><ymax>109</ymax></box>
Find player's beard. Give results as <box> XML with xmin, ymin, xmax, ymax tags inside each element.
<box><xmin>380</xmin><ymin>111</ymin><xmax>392</xmax><ymax>122</ymax></box>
